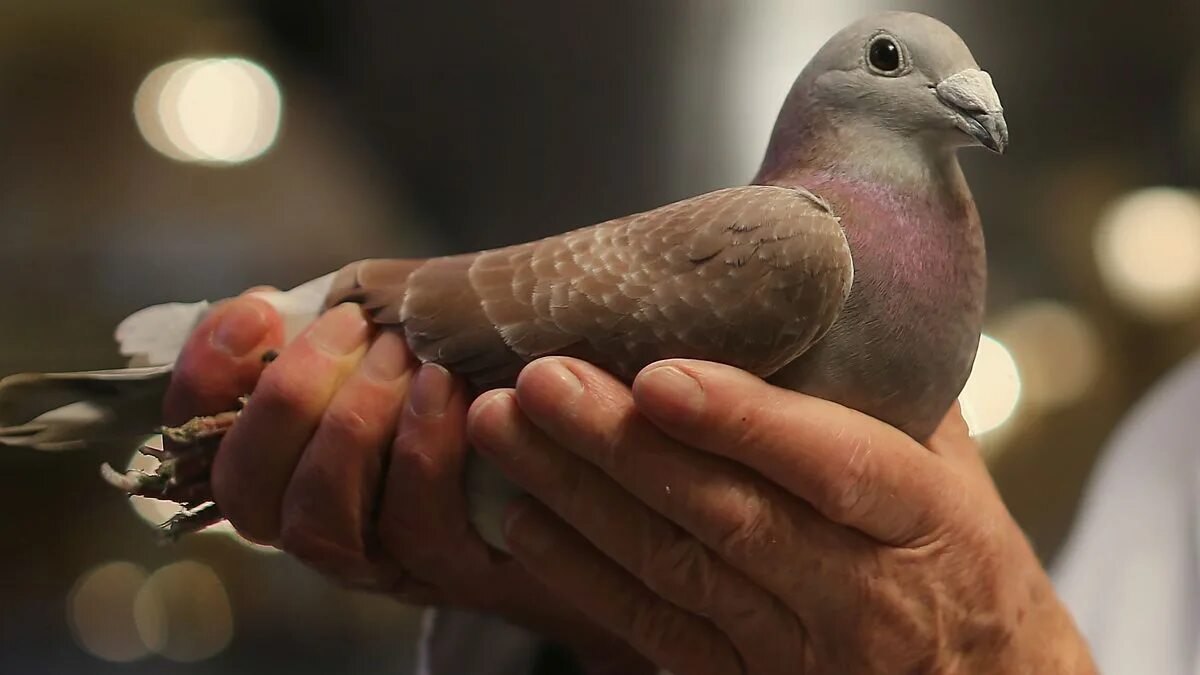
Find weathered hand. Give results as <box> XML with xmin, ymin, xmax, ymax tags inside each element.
<box><xmin>164</xmin><ymin>294</ymin><xmax>652</xmax><ymax>673</ymax></box>
<box><xmin>468</xmin><ymin>357</ymin><xmax>1097</xmax><ymax>675</ymax></box>
<box><xmin>165</xmin><ymin>294</ymin><xmax>409</xmax><ymax>582</ymax></box>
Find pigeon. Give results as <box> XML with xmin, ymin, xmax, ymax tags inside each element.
<box><xmin>0</xmin><ymin>12</ymin><xmax>1005</xmax><ymax>545</ymax></box>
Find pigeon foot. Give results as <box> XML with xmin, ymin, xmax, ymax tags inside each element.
<box><xmin>99</xmin><ymin>349</ymin><xmax>277</xmax><ymax>541</ymax></box>
<box><xmin>100</xmin><ymin>404</ymin><xmax>243</xmax><ymax>540</ymax></box>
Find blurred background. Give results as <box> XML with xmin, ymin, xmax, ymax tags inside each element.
<box><xmin>2</xmin><ymin>0</ymin><xmax>1199</xmax><ymax>672</ymax></box>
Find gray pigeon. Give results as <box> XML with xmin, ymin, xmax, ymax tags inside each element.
<box><xmin>0</xmin><ymin>12</ymin><xmax>1005</xmax><ymax>544</ymax></box>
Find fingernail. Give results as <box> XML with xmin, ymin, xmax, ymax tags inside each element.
<box><xmin>469</xmin><ymin>391</ymin><xmax>523</xmax><ymax>451</ymax></box>
<box><xmin>409</xmin><ymin>363</ymin><xmax>453</xmax><ymax>417</ymax></box>
<box><xmin>504</xmin><ymin>502</ymin><xmax>551</xmax><ymax>555</ymax></box>
<box><xmin>535</xmin><ymin>359</ymin><xmax>583</xmax><ymax>401</ymax></box>
<box><xmin>308</xmin><ymin>303</ymin><xmax>369</xmax><ymax>356</ymax></box>
<box><xmin>362</xmin><ymin>331</ymin><xmax>410</xmax><ymax>382</ymax></box>
<box><xmin>636</xmin><ymin>365</ymin><xmax>705</xmax><ymax>420</ymax></box>
<box><xmin>211</xmin><ymin>300</ymin><xmax>270</xmax><ymax>357</ymax></box>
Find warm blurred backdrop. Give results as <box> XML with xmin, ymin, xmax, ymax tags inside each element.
<box><xmin>2</xmin><ymin>0</ymin><xmax>1199</xmax><ymax>672</ymax></box>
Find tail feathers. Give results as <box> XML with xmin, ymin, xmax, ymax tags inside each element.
<box><xmin>1</xmin><ymin>271</ymin><xmax>338</xmax><ymax>453</ymax></box>
<box><xmin>116</xmin><ymin>302</ymin><xmax>210</xmax><ymax>367</ymax></box>
<box><xmin>0</xmin><ymin>366</ymin><xmax>171</xmax><ymax>451</ymax></box>
<box><xmin>115</xmin><ymin>272</ymin><xmax>339</xmax><ymax>369</ymax></box>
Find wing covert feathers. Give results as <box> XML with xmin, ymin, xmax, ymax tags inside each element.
<box><xmin>326</xmin><ymin>186</ymin><xmax>853</xmax><ymax>388</ymax></box>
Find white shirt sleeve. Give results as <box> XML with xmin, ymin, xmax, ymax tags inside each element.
<box><xmin>1052</xmin><ymin>352</ymin><xmax>1200</xmax><ymax>675</ymax></box>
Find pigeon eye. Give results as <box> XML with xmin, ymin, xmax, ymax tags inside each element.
<box><xmin>867</xmin><ymin>35</ymin><xmax>904</xmax><ymax>75</ymax></box>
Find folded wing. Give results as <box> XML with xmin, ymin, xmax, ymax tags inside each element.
<box><xmin>326</xmin><ymin>185</ymin><xmax>854</xmax><ymax>390</ymax></box>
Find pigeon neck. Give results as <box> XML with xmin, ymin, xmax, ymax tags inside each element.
<box><xmin>756</xmin><ymin>132</ymin><xmax>983</xmax><ymax>294</ymax></box>
<box><xmin>755</xmin><ymin>117</ymin><xmax>958</xmax><ymax>195</ymax></box>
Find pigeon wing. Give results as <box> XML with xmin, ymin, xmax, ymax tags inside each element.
<box><xmin>326</xmin><ymin>185</ymin><xmax>853</xmax><ymax>389</ymax></box>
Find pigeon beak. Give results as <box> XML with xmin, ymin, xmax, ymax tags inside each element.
<box><xmin>936</xmin><ymin>69</ymin><xmax>1008</xmax><ymax>154</ymax></box>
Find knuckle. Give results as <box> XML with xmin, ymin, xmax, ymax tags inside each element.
<box><xmin>625</xmin><ymin>600</ymin><xmax>734</xmax><ymax>675</ymax></box>
<box><xmin>279</xmin><ymin>516</ymin><xmax>362</xmax><ymax>570</ymax></box>
<box><xmin>388</xmin><ymin>428</ymin><xmax>429</xmax><ymax>470</ymax></box>
<box><xmin>388</xmin><ymin>428</ymin><xmax>446</xmax><ymax>483</ymax></box>
<box><xmin>819</xmin><ymin>438</ymin><xmax>875</xmax><ymax>523</ymax></box>
<box><xmin>627</xmin><ymin>597</ymin><xmax>686</xmax><ymax>656</ymax></box>
<box><xmin>254</xmin><ymin>364</ymin><xmax>320</xmax><ymax>417</ymax></box>
<box><xmin>557</xmin><ymin>460</ymin><xmax>595</xmax><ymax>519</ymax></box>
<box><xmin>321</xmin><ymin>402</ymin><xmax>373</xmax><ymax>448</ymax></box>
<box><xmin>637</xmin><ymin>534</ymin><xmax>720</xmax><ymax>612</ymax></box>
<box><xmin>277</xmin><ymin>518</ymin><xmax>319</xmax><ymax>557</ymax></box>
<box><xmin>713</xmin><ymin>484</ymin><xmax>778</xmax><ymax>563</ymax></box>
<box><xmin>596</xmin><ymin>415</ymin><xmax>639</xmax><ymax>474</ymax></box>
<box><xmin>589</xmin><ymin>420</ymin><xmax>622</xmax><ymax>472</ymax></box>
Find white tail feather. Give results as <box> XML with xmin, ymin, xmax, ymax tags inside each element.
<box><xmin>114</xmin><ymin>272</ymin><xmax>338</xmax><ymax>369</ymax></box>
<box><xmin>1</xmin><ymin>272</ymin><xmax>339</xmax><ymax>451</ymax></box>
<box><xmin>116</xmin><ymin>302</ymin><xmax>210</xmax><ymax>367</ymax></box>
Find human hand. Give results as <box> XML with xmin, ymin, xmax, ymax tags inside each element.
<box><xmin>164</xmin><ymin>293</ymin><xmax>653</xmax><ymax>673</ymax></box>
<box><xmin>468</xmin><ymin>357</ymin><xmax>1098</xmax><ymax>674</ymax></box>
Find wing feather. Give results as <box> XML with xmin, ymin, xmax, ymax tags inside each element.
<box><xmin>325</xmin><ymin>185</ymin><xmax>853</xmax><ymax>389</ymax></box>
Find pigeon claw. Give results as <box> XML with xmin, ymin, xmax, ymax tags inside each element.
<box><xmin>160</xmin><ymin>409</ymin><xmax>242</xmax><ymax>445</ymax></box>
<box><xmin>102</xmin><ymin>402</ymin><xmax>245</xmax><ymax>538</ymax></box>
<box><xmin>160</xmin><ymin>503</ymin><xmax>224</xmax><ymax>542</ymax></box>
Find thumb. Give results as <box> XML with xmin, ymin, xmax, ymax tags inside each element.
<box><xmin>162</xmin><ymin>293</ymin><xmax>285</xmax><ymax>424</ymax></box>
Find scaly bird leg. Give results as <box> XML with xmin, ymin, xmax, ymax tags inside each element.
<box><xmin>99</xmin><ymin>350</ymin><xmax>278</xmax><ymax>540</ymax></box>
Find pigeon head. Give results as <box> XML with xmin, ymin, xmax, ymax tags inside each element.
<box><xmin>759</xmin><ymin>12</ymin><xmax>1007</xmax><ymax>183</ymax></box>
<box><xmin>810</xmin><ymin>12</ymin><xmax>1006</xmax><ymax>154</ymax></box>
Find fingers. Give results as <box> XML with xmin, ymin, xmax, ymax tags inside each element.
<box><xmin>469</xmin><ymin>389</ymin><xmax>804</xmax><ymax>675</ymax></box>
<box><xmin>630</xmin><ymin>359</ymin><xmax>964</xmax><ymax>545</ymax></box>
<box><xmin>162</xmin><ymin>294</ymin><xmax>285</xmax><ymax>425</ymax></box>
<box><xmin>377</xmin><ymin>364</ymin><xmax>482</xmax><ymax>570</ymax></box>
<box><xmin>503</xmin><ymin>500</ymin><xmax>745</xmax><ymax>675</ymax></box>
<box><xmin>377</xmin><ymin>368</ymin><xmax>628</xmax><ymax>650</ymax></box>
<box><xmin>278</xmin><ymin>329</ymin><xmax>417</xmax><ymax>583</ymax></box>
<box><xmin>506</xmin><ymin>358</ymin><xmax>854</xmax><ymax>612</ymax></box>
<box><xmin>377</xmin><ymin>363</ymin><xmax>530</xmax><ymax>604</ymax></box>
<box><xmin>211</xmin><ymin>303</ymin><xmax>371</xmax><ymax>543</ymax></box>
<box><xmin>376</xmin><ymin>364</ymin><xmax>535</xmax><ymax>607</ymax></box>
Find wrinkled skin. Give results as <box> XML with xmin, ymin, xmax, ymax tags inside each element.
<box><xmin>167</xmin><ymin>293</ymin><xmax>1096</xmax><ymax>674</ymax></box>
<box><xmin>165</xmin><ymin>294</ymin><xmax>650</xmax><ymax>674</ymax></box>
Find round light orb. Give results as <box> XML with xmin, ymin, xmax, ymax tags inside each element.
<box><xmin>67</xmin><ymin>562</ymin><xmax>152</xmax><ymax>662</ymax></box>
<box><xmin>135</xmin><ymin>561</ymin><xmax>234</xmax><ymax>662</ymax></box>
<box><xmin>996</xmin><ymin>302</ymin><xmax>1102</xmax><ymax>410</ymax></box>
<box><xmin>134</xmin><ymin>57</ymin><xmax>282</xmax><ymax>165</ymax></box>
<box><xmin>959</xmin><ymin>334</ymin><xmax>1022</xmax><ymax>436</ymax></box>
<box><xmin>1094</xmin><ymin>187</ymin><xmax>1200</xmax><ymax>320</ymax></box>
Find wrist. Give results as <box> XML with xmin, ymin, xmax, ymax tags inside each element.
<box><xmin>1001</xmin><ymin>578</ymin><xmax>1097</xmax><ymax>675</ymax></box>
<box><xmin>959</xmin><ymin>543</ymin><xmax>1097</xmax><ymax>675</ymax></box>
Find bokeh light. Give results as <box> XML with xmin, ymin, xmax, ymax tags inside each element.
<box><xmin>134</xmin><ymin>561</ymin><xmax>234</xmax><ymax>662</ymax></box>
<box><xmin>67</xmin><ymin>562</ymin><xmax>152</xmax><ymax>662</ymax></box>
<box><xmin>995</xmin><ymin>301</ymin><xmax>1102</xmax><ymax>410</ymax></box>
<box><xmin>1094</xmin><ymin>187</ymin><xmax>1200</xmax><ymax>320</ymax></box>
<box><xmin>134</xmin><ymin>57</ymin><xmax>283</xmax><ymax>165</ymax></box>
<box><xmin>959</xmin><ymin>334</ymin><xmax>1022</xmax><ymax>436</ymax></box>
